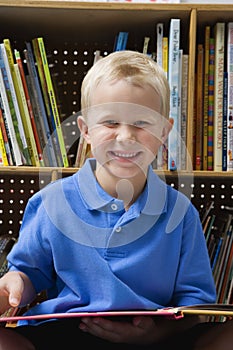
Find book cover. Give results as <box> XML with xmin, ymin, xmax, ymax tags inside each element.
<box><xmin>195</xmin><ymin>44</ymin><xmax>204</xmax><ymax>170</ymax></box>
<box><xmin>2</xmin><ymin>39</ymin><xmax>31</xmax><ymax>165</ymax></box>
<box><xmin>203</xmin><ymin>25</ymin><xmax>210</xmax><ymax>171</ymax></box>
<box><xmin>207</xmin><ymin>37</ymin><xmax>215</xmax><ymax>171</ymax></box>
<box><xmin>1</xmin><ymin>304</ymin><xmax>233</xmax><ymax>324</ymax></box>
<box><xmin>24</xmin><ymin>43</ymin><xmax>58</xmax><ymax>167</ymax></box>
<box><xmin>37</xmin><ymin>37</ymin><xmax>69</xmax><ymax>167</ymax></box>
<box><xmin>168</xmin><ymin>18</ymin><xmax>181</xmax><ymax>171</ymax></box>
<box><xmin>213</xmin><ymin>23</ymin><xmax>225</xmax><ymax>172</ymax></box>
<box><xmin>14</xmin><ymin>49</ymin><xmax>44</xmax><ymax>167</ymax></box>
<box><xmin>227</xmin><ymin>22</ymin><xmax>233</xmax><ymax>171</ymax></box>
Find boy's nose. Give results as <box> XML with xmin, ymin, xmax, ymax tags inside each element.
<box><xmin>116</xmin><ymin>124</ymin><xmax>136</xmax><ymax>142</ymax></box>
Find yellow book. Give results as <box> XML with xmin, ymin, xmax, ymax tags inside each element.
<box><xmin>13</xmin><ymin>63</ymin><xmax>40</xmax><ymax>166</ymax></box>
<box><xmin>36</xmin><ymin>37</ymin><xmax>69</xmax><ymax>168</ymax></box>
<box><xmin>162</xmin><ymin>36</ymin><xmax>168</xmax><ymax>78</ymax></box>
<box><xmin>0</xmin><ymin>120</ymin><xmax>9</xmax><ymax>166</ymax></box>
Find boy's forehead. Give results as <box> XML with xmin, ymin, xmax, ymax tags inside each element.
<box><xmin>84</xmin><ymin>102</ymin><xmax>164</xmax><ymax>125</ymax></box>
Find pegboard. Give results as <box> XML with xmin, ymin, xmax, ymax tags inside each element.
<box><xmin>0</xmin><ymin>169</ymin><xmax>232</xmax><ymax>238</ymax></box>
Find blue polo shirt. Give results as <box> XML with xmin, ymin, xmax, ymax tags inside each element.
<box><xmin>7</xmin><ymin>159</ymin><xmax>216</xmax><ymax>324</ymax></box>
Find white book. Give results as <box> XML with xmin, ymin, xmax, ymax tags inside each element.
<box><xmin>156</xmin><ymin>23</ymin><xmax>163</xmax><ymax>68</ymax></box>
<box><xmin>227</xmin><ymin>22</ymin><xmax>233</xmax><ymax>171</ymax></box>
<box><xmin>0</xmin><ymin>69</ymin><xmax>22</xmax><ymax>165</ymax></box>
<box><xmin>213</xmin><ymin>22</ymin><xmax>225</xmax><ymax>171</ymax></box>
<box><xmin>168</xmin><ymin>18</ymin><xmax>181</xmax><ymax>170</ymax></box>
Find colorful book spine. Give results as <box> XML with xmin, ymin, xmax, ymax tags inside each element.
<box><xmin>0</xmin><ymin>106</ymin><xmax>13</xmax><ymax>165</ymax></box>
<box><xmin>227</xmin><ymin>22</ymin><xmax>233</xmax><ymax>171</ymax></box>
<box><xmin>222</xmin><ymin>72</ymin><xmax>228</xmax><ymax>171</ymax></box>
<box><xmin>24</xmin><ymin>43</ymin><xmax>58</xmax><ymax>167</ymax></box>
<box><xmin>162</xmin><ymin>36</ymin><xmax>168</xmax><ymax>78</ymax></box>
<box><xmin>207</xmin><ymin>37</ymin><xmax>215</xmax><ymax>171</ymax></box>
<box><xmin>203</xmin><ymin>25</ymin><xmax>210</xmax><ymax>171</ymax></box>
<box><xmin>0</xmin><ymin>51</ymin><xmax>22</xmax><ymax>165</ymax></box>
<box><xmin>168</xmin><ymin>18</ymin><xmax>181</xmax><ymax>170</ymax></box>
<box><xmin>213</xmin><ymin>23</ymin><xmax>225</xmax><ymax>172</ymax></box>
<box><xmin>37</xmin><ymin>37</ymin><xmax>69</xmax><ymax>167</ymax></box>
<box><xmin>13</xmin><ymin>63</ymin><xmax>40</xmax><ymax>167</ymax></box>
<box><xmin>2</xmin><ymin>39</ymin><xmax>31</xmax><ymax>165</ymax></box>
<box><xmin>114</xmin><ymin>32</ymin><xmax>128</xmax><ymax>51</ymax></box>
<box><xmin>181</xmin><ymin>53</ymin><xmax>189</xmax><ymax>170</ymax></box>
<box><xmin>195</xmin><ymin>43</ymin><xmax>204</xmax><ymax>171</ymax></box>
<box><xmin>14</xmin><ymin>49</ymin><xmax>44</xmax><ymax>167</ymax></box>
<box><xmin>0</xmin><ymin>108</ymin><xmax>8</xmax><ymax>166</ymax></box>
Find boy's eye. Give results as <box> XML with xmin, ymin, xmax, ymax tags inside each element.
<box><xmin>134</xmin><ymin>121</ymin><xmax>150</xmax><ymax>127</ymax></box>
<box><xmin>102</xmin><ymin>120</ymin><xmax>119</xmax><ymax>127</ymax></box>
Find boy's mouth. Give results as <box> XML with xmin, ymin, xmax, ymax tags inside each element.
<box><xmin>109</xmin><ymin>151</ymin><xmax>141</xmax><ymax>160</ymax></box>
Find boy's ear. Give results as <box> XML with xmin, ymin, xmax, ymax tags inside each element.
<box><xmin>160</xmin><ymin>118</ymin><xmax>173</xmax><ymax>144</ymax></box>
<box><xmin>77</xmin><ymin>116</ymin><xmax>91</xmax><ymax>143</ymax></box>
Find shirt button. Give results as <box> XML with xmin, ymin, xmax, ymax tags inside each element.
<box><xmin>111</xmin><ymin>204</ymin><xmax>118</xmax><ymax>210</ymax></box>
<box><xmin>115</xmin><ymin>227</ymin><xmax>122</xmax><ymax>233</ymax></box>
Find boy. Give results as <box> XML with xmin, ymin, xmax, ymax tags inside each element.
<box><xmin>0</xmin><ymin>50</ymin><xmax>231</xmax><ymax>349</ymax></box>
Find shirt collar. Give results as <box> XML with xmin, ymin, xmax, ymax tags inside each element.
<box><xmin>76</xmin><ymin>158</ymin><xmax>168</xmax><ymax>215</ymax></box>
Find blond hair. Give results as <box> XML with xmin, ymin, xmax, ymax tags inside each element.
<box><xmin>81</xmin><ymin>50</ymin><xmax>170</xmax><ymax>119</ymax></box>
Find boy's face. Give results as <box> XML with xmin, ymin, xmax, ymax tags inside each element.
<box><xmin>78</xmin><ymin>79</ymin><xmax>172</xmax><ymax>180</ymax></box>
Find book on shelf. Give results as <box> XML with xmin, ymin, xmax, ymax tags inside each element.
<box><xmin>227</xmin><ymin>22</ymin><xmax>233</xmax><ymax>171</ymax></box>
<box><xmin>14</xmin><ymin>49</ymin><xmax>44</xmax><ymax>167</ymax></box>
<box><xmin>24</xmin><ymin>42</ymin><xmax>58</xmax><ymax>167</ymax></box>
<box><xmin>114</xmin><ymin>32</ymin><xmax>128</xmax><ymax>51</ymax></box>
<box><xmin>222</xmin><ymin>72</ymin><xmax>228</xmax><ymax>171</ymax></box>
<box><xmin>213</xmin><ymin>22</ymin><xmax>225</xmax><ymax>172</ymax></box>
<box><xmin>180</xmin><ymin>53</ymin><xmax>188</xmax><ymax>170</ymax></box>
<box><xmin>142</xmin><ymin>36</ymin><xmax>150</xmax><ymax>55</ymax></box>
<box><xmin>0</xmin><ymin>107</ymin><xmax>12</xmax><ymax>166</ymax></box>
<box><xmin>207</xmin><ymin>37</ymin><xmax>215</xmax><ymax>171</ymax></box>
<box><xmin>156</xmin><ymin>22</ymin><xmax>163</xmax><ymax>68</ymax></box>
<box><xmin>13</xmin><ymin>62</ymin><xmax>40</xmax><ymax>167</ymax></box>
<box><xmin>36</xmin><ymin>37</ymin><xmax>69</xmax><ymax>167</ymax></box>
<box><xmin>1</xmin><ymin>304</ymin><xmax>233</xmax><ymax>324</ymax></box>
<box><xmin>203</xmin><ymin>25</ymin><xmax>210</xmax><ymax>171</ymax></box>
<box><xmin>0</xmin><ymin>66</ymin><xmax>22</xmax><ymax>166</ymax></box>
<box><xmin>168</xmin><ymin>18</ymin><xmax>181</xmax><ymax>171</ymax></box>
<box><xmin>0</xmin><ymin>110</ymin><xmax>8</xmax><ymax>166</ymax></box>
<box><xmin>162</xmin><ymin>36</ymin><xmax>168</xmax><ymax>78</ymax></box>
<box><xmin>195</xmin><ymin>43</ymin><xmax>204</xmax><ymax>171</ymax></box>
<box><xmin>2</xmin><ymin>39</ymin><xmax>32</xmax><ymax>166</ymax></box>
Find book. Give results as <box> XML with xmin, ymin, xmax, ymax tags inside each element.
<box><xmin>156</xmin><ymin>23</ymin><xmax>163</xmax><ymax>68</ymax></box>
<box><xmin>168</xmin><ymin>18</ymin><xmax>181</xmax><ymax>171</ymax></box>
<box><xmin>227</xmin><ymin>22</ymin><xmax>233</xmax><ymax>171</ymax></box>
<box><xmin>114</xmin><ymin>32</ymin><xmax>128</xmax><ymax>51</ymax></box>
<box><xmin>0</xmin><ymin>103</ymin><xmax>13</xmax><ymax>165</ymax></box>
<box><xmin>0</xmin><ymin>67</ymin><xmax>22</xmax><ymax>166</ymax></box>
<box><xmin>0</xmin><ymin>111</ymin><xmax>8</xmax><ymax>166</ymax></box>
<box><xmin>13</xmin><ymin>63</ymin><xmax>40</xmax><ymax>167</ymax></box>
<box><xmin>207</xmin><ymin>37</ymin><xmax>215</xmax><ymax>171</ymax></box>
<box><xmin>24</xmin><ymin>43</ymin><xmax>58</xmax><ymax>167</ymax></box>
<box><xmin>195</xmin><ymin>44</ymin><xmax>204</xmax><ymax>170</ymax></box>
<box><xmin>14</xmin><ymin>49</ymin><xmax>44</xmax><ymax>167</ymax></box>
<box><xmin>142</xmin><ymin>36</ymin><xmax>150</xmax><ymax>55</ymax></box>
<box><xmin>162</xmin><ymin>36</ymin><xmax>168</xmax><ymax>78</ymax></box>
<box><xmin>213</xmin><ymin>23</ymin><xmax>225</xmax><ymax>172</ymax></box>
<box><xmin>36</xmin><ymin>37</ymin><xmax>69</xmax><ymax>167</ymax></box>
<box><xmin>2</xmin><ymin>39</ymin><xmax>31</xmax><ymax>165</ymax></box>
<box><xmin>180</xmin><ymin>53</ymin><xmax>188</xmax><ymax>170</ymax></box>
<box><xmin>222</xmin><ymin>72</ymin><xmax>228</xmax><ymax>171</ymax></box>
<box><xmin>203</xmin><ymin>25</ymin><xmax>210</xmax><ymax>171</ymax></box>
<box><xmin>0</xmin><ymin>304</ymin><xmax>233</xmax><ymax>324</ymax></box>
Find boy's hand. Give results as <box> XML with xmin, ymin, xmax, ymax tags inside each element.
<box><xmin>0</xmin><ymin>271</ymin><xmax>25</xmax><ymax>313</ymax></box>
<box><xmin>79</xmin><ymin>316</ymin><xmax>163</xmax><ymax>345</ymax></box>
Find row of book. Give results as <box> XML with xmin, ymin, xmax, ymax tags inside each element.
<box><xmin>194</xmin><ymin>21</ymin><xmax>233</xmax><ymax>172</ymax></box>
<box><xmin>0</xmin><ymin>37</ymin><xmax>69</xmax><ymax>167</ymax></box>
<box><xmin>75</xmin><ymin>21</ymin><xmax>189</xmax><ymax>170</ymax></box>
<box><xmin>200</xmin><ymin>201</ymin><xmax>233</xmax><ymax>304</ymax></box>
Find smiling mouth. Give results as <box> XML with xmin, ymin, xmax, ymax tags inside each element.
<box><xmin>110</xmin><ymin>151</ymin><xmax>140</xmax><ymax>159</ymax></box>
